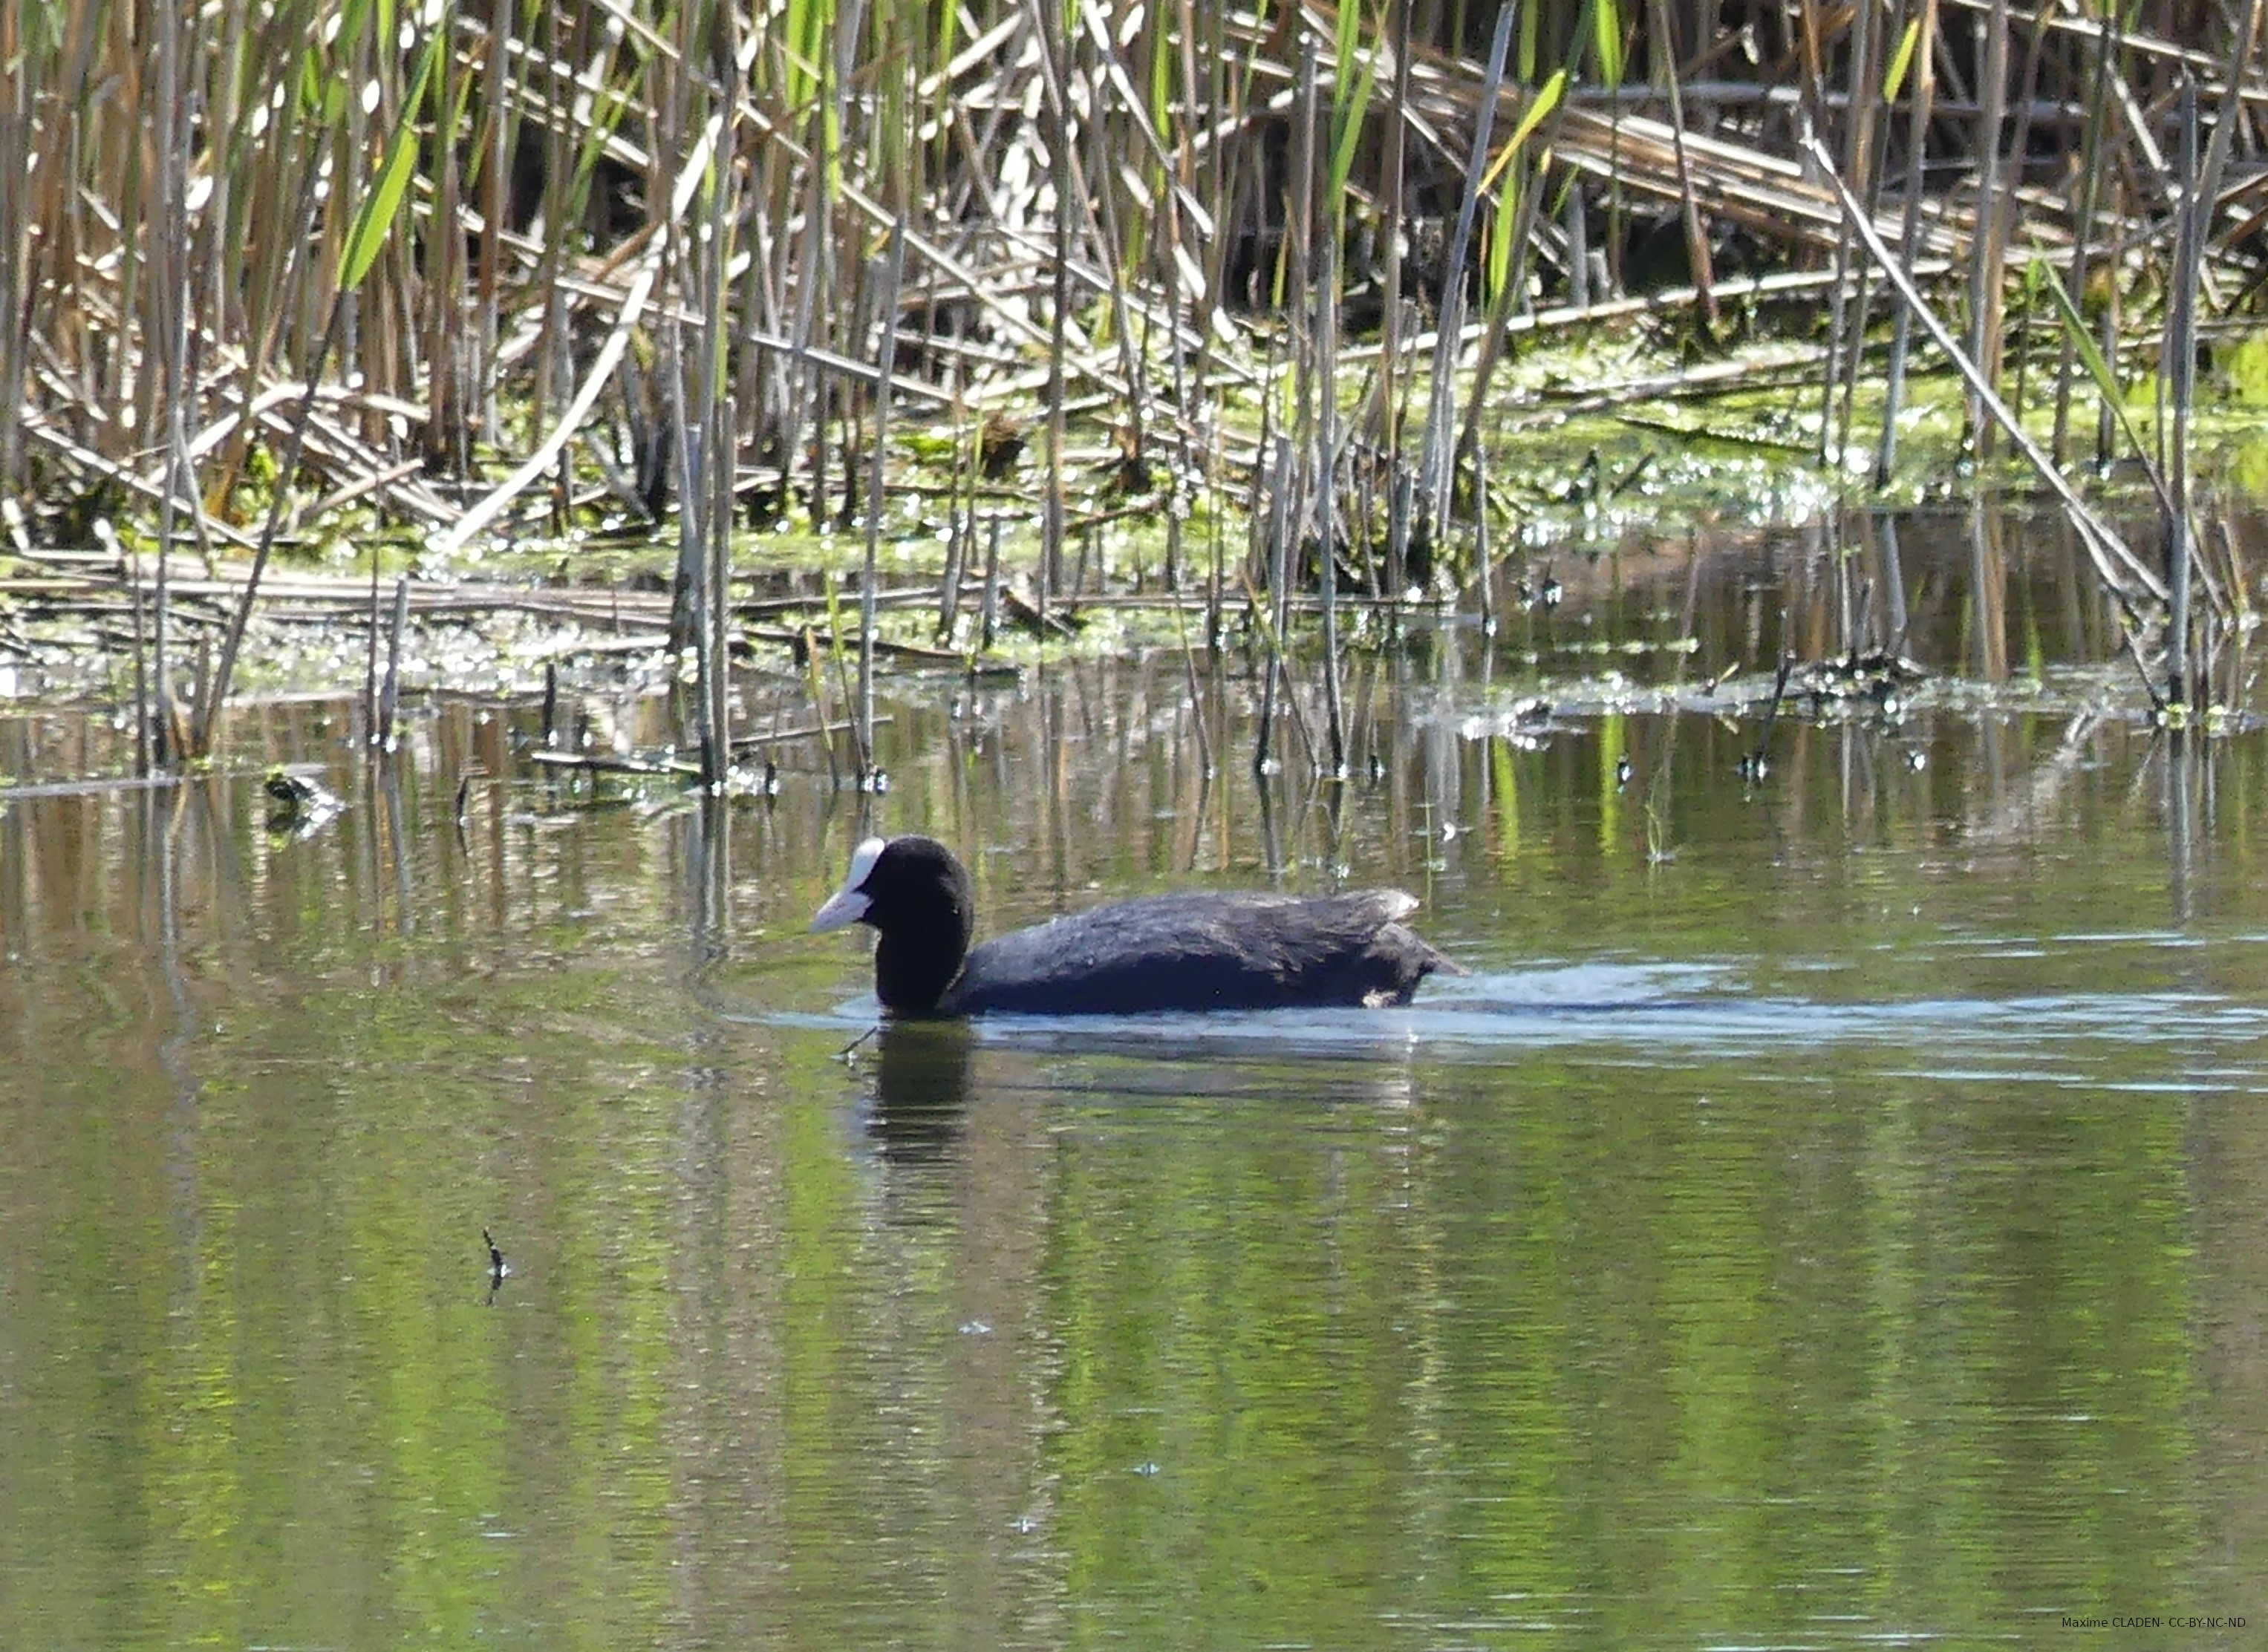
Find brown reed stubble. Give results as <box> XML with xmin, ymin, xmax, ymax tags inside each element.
<box><xmin>4</xmin><ymin>0</ymin><xmax>2264</xmax><ymax>757</ymax></box>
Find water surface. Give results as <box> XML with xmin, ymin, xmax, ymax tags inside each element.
<box><xmin>3</xmin><ymin>515</ymin><xmax>2264</xmax><ymax>1648</ymax></box>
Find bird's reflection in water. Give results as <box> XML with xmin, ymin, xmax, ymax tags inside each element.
<box><xmin>864</xmin><ymin>1022</ymin><xmax>975</xmax><ymax>1163</ymax></box>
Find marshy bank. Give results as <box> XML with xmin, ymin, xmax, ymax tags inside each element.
<box><xmin>7</xmin><ymin>0</ymin><xmax>2268</xmax><ymax>780</ymax></box>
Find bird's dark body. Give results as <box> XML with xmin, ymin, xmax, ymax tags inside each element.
<box><xmin>940</xmin><ymin>889</ymin><xmax>1444</xmax><ymax>1016</ymax></box>
<box><xmin>815</xmin><ymin>835</ymin><xmax>1458</xmax><ymax>1018</ymax></box>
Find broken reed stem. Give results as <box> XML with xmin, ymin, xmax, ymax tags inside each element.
<box><xmin>1473</xmin><ymin>440</ymin><xmax>1493</xmax><ymax>635</ymax></box>
<box><xmin>1037</xmin><ymin>0</ymin><xmax>1075</xmax><ymax>619</ymax></box>
<box><xmin>1293</xmin><ymin>33</ymin><xmax>1318</xmax><ymax>500</ymax></box>
<box><xmin>1253</xmin><ymin>434</ymin><xmax>1292</xmax><ymax>777</ymax></box>
<box><xmin>980</xmin><ymin>514</ymin><xmax>1003</xmax><ymax>653</ymax></box>
<box><xmin>151</xmin><ymin>0</ymin><xmax>196</xmax><ymax>767</ymax></box>
<box><xmin>1819</xmin><ymin>0</ymin><xmax>1879</xmax><ymax>462</ymax></box>
<box><xmin>1378</xmin><ymin>0</ymin><xmax>1413</xmax><ymax>597</ymax></box>
<box><xmin>936</xmin><ymin>417</ymin><xmax>967</xmax><ymax>641</ymax></box>
<box><xmin>858</xmin><ymin>221</ymin><xmax>906</xmax><ymax>782</ymax></box>
<box><xmin>709</xmin><ymin>391</ymin><xmax>735</xmax><ymax>784</ymax></box>
<box><xmin>1814</xmin><ymin>134</ymin><xmax>2168</xmax><ymax>619</ymax></box>
<box><xmin>1654</xmin><ymin>0</ymin><xmax>1720</xmax><ymax>334</ymax></box>
<box><xmin>1317</xmin><ymin>216</ymin><xmax>1347</xmax><ymax>780</ymax></box>
<box><xmin>0</xmin><ymin>53</ymin><xmax>23</xmax><ymax>502</ymax></box>
<box><xmin>192</xmin><ymin>288</ymin><xmax>350</xmax><ymax>758</ymax></box>
<box><xmin>379</xmin><ymin>574</ymin><xmax>409</xmax><ymax>751</ymax></box>
<box><xmin>2166</xmin><ymin>73</ymin><xmax>2199</xmax><ymax>710</ymax></box>
<box><xmin>111</xmin><ymin>523</ymin><xmax>151</xmax><ymax>777</ymax></box>
<box><xmin>430</xmin><ymin>114</ymin><xmax>712</xmax><ymax>560</ymax></box>
<box><xmin>2096</xmin><ymin>180</ymin><xmax>2122</xmax><ymax>471</ymax></box>
<box><xmin>1421</xmin><ymin>2</ymin><xmax>1517</xmax><ymax>545</ymax></box>
<box><xmin>2166</xmin><ymin>0</ymin><xmax>2266</xmax><ymax>702</ymax></box>
<box><xmin>802</xmin><ymin>613</ymin><xmax>841</xmax><ymax>791</ymax></box>
<box><xmin>1173</xmin><ymin>566</ymin><xmax>1216</xmax><ymax>780</ymax></box>
<box><xmin>695</xmin><ymin>35</ymin><xmax>739</xmax><ymax>789</ymax></box>
<box><xmin>2051</xmin><ymin>7</ymin><xmax>2117</xmax><ymax>467</ymax></box>
<box><xmin>1875</xmin><ymin>0</ymin><xmax>1938</xmax><ymax>486</ymax></box>
<box><xmin>1323</xmin><ymin>142</ymin><xmax>1350</xmax><ymax>776</ymax></box>
<box><xmin>364</xmin><ymin>536</ymin><xmax>383</xmax><ymax>741</ymax></box>
<box><xmin>1964</xmin><ymin>0</ymin><xmax>2011</xmax><ymax>458</ymax></box>
<box><xmin>1377</xmin><ymin>2</ymin><xmax>1410</xmax><ymax>584</ymax></box>
<box><xmin>667</xmin><ymin>299</ymin><xmax>699</xmax><ymax>655</ymax></box>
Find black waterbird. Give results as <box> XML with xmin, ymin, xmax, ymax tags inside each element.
<box><xmin>811</xmin><ymin>835</ymin><xmax>1460</xmax><ymax>1018</ymax></box>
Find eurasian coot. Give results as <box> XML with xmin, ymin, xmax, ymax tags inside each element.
<box><xmin>811</xmin><ymin>835</ymin><xmax>1459</xmax><ymax>1016</ymax></box>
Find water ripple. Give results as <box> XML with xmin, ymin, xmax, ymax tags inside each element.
<box><xmin>774</xmin><ymin>958</ymin><xmax>2268</xmax><ymax>1086</ymax></box>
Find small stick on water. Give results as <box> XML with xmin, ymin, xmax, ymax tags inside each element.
<box><xmin>483</xmin><ymin>1227</ymin><xmax>509</xmax><ymax>1305</ymax></box>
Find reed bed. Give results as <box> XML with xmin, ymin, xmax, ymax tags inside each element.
<box><xmin>3</xmin><ymin>0</ymin><xmax>2267</xmax><ymax>773</ymax></box>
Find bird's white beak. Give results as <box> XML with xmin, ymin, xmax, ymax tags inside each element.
<box><xmin>809</xmin><ymin>886</ymin><xmax>870</xmax><ymax>932</ymax></box>
<box><xmin>810</xmin><ymin>838</ymin><xmax>886</xmax><ymax>932</ymax></box>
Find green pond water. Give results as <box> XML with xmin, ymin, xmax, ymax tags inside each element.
<box><xmin>1</xmin><ymin>511</ymin><xmax>2264</xmax><ymax>1649</ymax></box>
